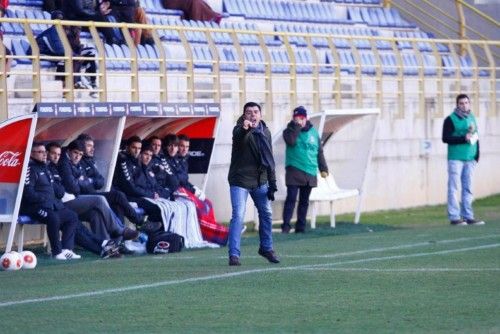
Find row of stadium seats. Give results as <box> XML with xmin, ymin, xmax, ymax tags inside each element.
<box><xmin>222</xmin><ymin>0</ymin><xmax>411</xmax><ymax>27</ymax></box>
<box><xmin>8</xmin><ymin>35</ymin><xmax>486</xmax><ymax>77</ymax></box>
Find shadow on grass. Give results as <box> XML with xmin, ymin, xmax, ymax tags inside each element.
<box><xmin>241</xmin><ymin>221</ymin><xmax>399</xmax><ymax>246</ymax></box>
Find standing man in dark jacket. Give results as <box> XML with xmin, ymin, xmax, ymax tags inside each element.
<box><xmin>442</xmin><ymin>94</ymin><xmax>485</xmax><ymax>226</ymax></box>
<box><xmin>281</xmin><ymin>106</ymin><xmax>329</xmax><ymax>233</ymax></box>
<box><xmin>227</xmin><ymin>102</ymin><xmax>279</xmax><ymax>266</ymax></box>
<box><xmin>20</xmin><ymin>142</ymin><xmax>80</xmax><ymax>260</ymax></box>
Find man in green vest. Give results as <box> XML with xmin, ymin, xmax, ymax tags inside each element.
<box><xmin>442</xmin><ymin>94</ymin><xmax>485</xmax><ymax>226</ymax></box>
<box><xmin>281</xmin><ymin>106</ymin><xmax>329</xmax><ymax>233</ymax></box>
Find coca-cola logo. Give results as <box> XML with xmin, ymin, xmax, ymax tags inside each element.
<box><xmin>0</xmin><ymin>151</ymin><xmax>22</xmax><ymax>167</ymax></box>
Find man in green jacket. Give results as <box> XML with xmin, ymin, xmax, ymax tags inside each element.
<box><xmin>281</xmin><ymin>106</ymin><xmax>328</xmax><ymax>233</ymax></box>
<box><xmin>442</xmin><ymin>94</ymin><xmax>485</xmax><ymax>226</ymax></box>
<box><xmin>227</xmin><ymin>102</ymin><xmax>280</xmax><ymax>266</ymax></box>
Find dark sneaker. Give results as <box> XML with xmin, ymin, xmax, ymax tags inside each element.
<box><xmin>450</xmin><ymin>220</ymin><xmax>467</xmax><ymax>226</ymax></box>
<box><xmin>101</xmin><ymin>240</ymin><xmax>121</xmax><ymax>259</ymax></box>
<box><xmin>118</xmin><ymin>241</ymin><xmax>135</xmax><ymax>255</ymax></box>
<box><xmin>258</xmin><ymin>248</ymin><xmax>280</xmax><ymax>264</ymax></box>
<box><xmin>229</xmin><ymin>256</ymin><xmax>241</xmax><ymax>266</ymax></box>
<box><xmin>281</xmin><ymin>224</ymin><xmax>291</xmax><ymax>234</ymax></box>
<box><xmin>465</xmin><ymin>219</ymin><xmax>485</xmax><ymax>226</ymax></box>
<box><xmin>122</xmin><ymin>227</ymin><xmax>140</xmax><ymax>240</ymax></box>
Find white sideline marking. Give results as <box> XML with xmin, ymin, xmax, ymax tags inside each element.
<box><xmin>156</xmin><ymin>234</ymin><xmax>500</xmax><ymax>261</ymax></box>
<box><xmin>0</xmin><ymin>243</ymin><xmax>498</xmax><ymax>308</ymax></box>
<box><xmin>298</xmin><ymin>268</ymin><xmax>500</xmax><ymax>272</ymax></box>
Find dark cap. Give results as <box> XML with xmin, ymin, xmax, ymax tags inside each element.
<box><xmin>293</xmin><ymin>106</ymin><xmax>307</xmax><ymax>118</ymax></box>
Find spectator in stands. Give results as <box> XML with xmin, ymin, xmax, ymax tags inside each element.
<box><xmin>43</xmin><ymin>0</ymin><xmax>62</xmax><ymax>12</ymax></box>
<box><xmin>0</xmin><ymin>0</ymin><xmax>12</xmax><ymax>77</ymax></box>
<box><xmin>30</xmin><ymin>11</ymin><xmax>99</xmax><ymax>97</ymax></box>
<box><xmin>442</xmin><ymin>94</ymin><xmax>485</xmax><ymax>226</ymax></box>
<box><xmin>281</xmin><ymin>106</ymin><xmax>329</xmax><ymax>234</ymax></box>
<box><xmin>46</xmin><ymin>142</ymin><xmax>121</xmax><ymax>259</ymax></box>
<box><xmin>20</xmin><ymin>142</ymin><xmax>80</xmax><ymax>260</ymax></box>
<box><xmin>162</xmin><ymin>0</ymin><xmax>222</xmax><ymax>23</ymax></box>
<box><xmin>227</xmin><ymin>102</ymin><xmax>279</xmax><ymax>266</ymax></box>
<box><xmin>133</xmin><ymin>2</ymin><xmax>154</xmax><ymax>45</ymax></box>
<box><xmin>62</xmin><ymin>0</ymin><xmax>124</xmax><ymax>44</ymax></box>
<box><xmin>148</xmin><ymin>135</ymin><xmax>179</xmax><ymax>197</ymax></box>
<box><xmin>58</xmin><ymin>139</ymin><xmax>139</xmax><ymax>241</ymax></box>
<box><xmin>76</xmin><ymin>133</ymin><xmax>147</xmax><ymax>228</ymax></box>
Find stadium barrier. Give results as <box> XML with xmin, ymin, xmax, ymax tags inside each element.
<box><xmin>0</xmin><ymin>17</ymin><xmax>498</xmax><ymax>122</ymax></box>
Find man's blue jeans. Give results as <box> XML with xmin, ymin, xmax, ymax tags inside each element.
<box><xmin>228</xmin><ymin>184</ymin><xmax>273</xmax><ymax>257</ymax></box>
<box><xmin>447</xmin><ymin>160</ymin><xmax>476</xmax><ymax>221</ymax></box>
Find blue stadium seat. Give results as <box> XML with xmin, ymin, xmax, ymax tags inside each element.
<box><xmin>422</xmin><ymin>53</ymin><xmax>437</xmax><ymax>76</ymax></box>
<box><xmin>217</xmin><ymin>46</ymin><xmax>238</xmax><ymax>72</ymax></box>
<box><xmin>402</xmin><ymin>53</ymin><xmax>418</xmax><ymax>76</ymax></box>
<box><xmin>347</xmin><ymin>7</ymin><xmax>364</xmax><ymax>24</ymax></box>
<box><xmin>380</xmin><ymin>53</ymin><xmax>398</xmax><ymax>75</ymax></box>
<box><xmin>338</xmin><ymin>50</ymin><xmax>356</xmax><ymax>74</ymax></box>
<box><xmin>11</xmin><ymin>39</ymin><xmax>32</xmax><ymax>65</ymax></box>
<box><xmin>5</xmin><ymin>9</ymin><xmax>24</xmax><ymax>35</ymax></box>
<box><xmin>360</xmin><ymin>51</ymin><xmax>376</xmax><ymax>75</ymax></box>
<box><xmin>441</xmin><ymin>54</ymin><xmax>456</xmax><ymax>76</ymax></box>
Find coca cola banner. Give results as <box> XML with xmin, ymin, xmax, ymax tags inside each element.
<box><xmin>0</xmin><ymin>116</ymin><xmax>35</xmax><ymax>183</ymax></box>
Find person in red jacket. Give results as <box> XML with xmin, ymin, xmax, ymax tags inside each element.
<box><xmin>162</xmin><ymin>0</ymin><xmax>222</xmax><ymax>23</ymax></box>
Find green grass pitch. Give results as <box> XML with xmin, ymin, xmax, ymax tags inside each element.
<box><xmin>1</xmin><ymin>195</ymin><xmax>499</xmax><ymax>333</ymax></box>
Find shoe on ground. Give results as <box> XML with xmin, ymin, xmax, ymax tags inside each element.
<box><xmin>258</xmin><ymin>248</ymin><xmax>280</xmax><ymax>264</ymax></box>
<box><xmin>123</xmin><ymin>227</ymin><xmax>140</xmax><ymax>240</ymax></box>
<box><xmin>450</xmin><ymin>220</ymin><xmax>467</xmax><ymax>226</ymax></box>
<box><xmin>118</xmin><ymin>241</ymin><xmax>135</xmax><ymax>255</ymax></box>
<box><xmin>281</xmin><ymin>224</ymin><xmax>291</xmax><ymax>234</ymax></box>
<box><xmin>101</xmin><ymin>240</ymin><xmax>121</xmax><ymax>259</ymax></box>
<box><xmin>466</xmin><ymin>219</ymin><xmax>485</xmax><ymax>225</ymax></box>
<box><xmin>229</xmin><ymin>255</ymin><xmax>241</xmax><ymax>266</ymax></box>
<box><xmin>55</xmin><ymin>249</ymin><xmax>81</xmax><ymax>260</ymax></box>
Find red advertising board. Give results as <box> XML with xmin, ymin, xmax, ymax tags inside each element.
<box><xmin>0</xmin><ymin>118</ymin><xmax>34</xmax><ymax>183</ymax></box>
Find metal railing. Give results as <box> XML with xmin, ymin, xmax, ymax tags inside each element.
<box><xmin>0</xmin><ymin>17</ymin><xmax>498</xmax><ymax>122</ymax></box>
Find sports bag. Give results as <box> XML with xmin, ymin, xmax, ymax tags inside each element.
<box><xmin>146</xmin><ymin>231</ymin><xmax>184</xmax><ymax>254</ymax></box>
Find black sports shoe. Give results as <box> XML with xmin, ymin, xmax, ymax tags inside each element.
<box><xmin>100</xmin><ymin>240</ymin><xmax>121</xmax><ymax>259</ymax></box>
<box><xmin>450</xmin><ymin>220</ymin><xmax>467</xmax><ymax>226</ymax></box>
<box><xmin>229</xmin><ymin>256</ymin><xmax>241</xmax><ymax>266</ymax></box>
<box><xmin>465</xmin><ymin>219</ymin><xmax>485</xmax><ymax>225</ymax></box>
<box><xmin>258</xmin><ymin>248</ymin><xmax>280</xmax><ymax>264</ymax></box>
<box><xmin>118</xmin><ymin>241</ymin><xmax>135</xmax><ymax>255</ymax></box>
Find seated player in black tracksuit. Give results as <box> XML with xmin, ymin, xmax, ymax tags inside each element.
<box><xmin>75</xmin><ymin>133</ymin><xmax>146</xmax><ymax>227</ymax></box>
<box><xmin>20</xmin><ymin>142</ymin><xmax>80</xmax><ymax>260</ymax></box>
<box><xmin>57</xmin><ymin>139</ymin><xmax>138</xmax><ymax>241</ymax></box>
<box><xmin>148</xmin><ymin>135</ymin><xmax>179</xmax><ymax>196</ymax></box>
<box><xmin>46</xmin><ymin>142</ymin><xmax>120</xmax><ymax>259</ymax></box>
<box><xmin>113</xmin><ymin>137</ymin><xmax>171</xmax><ymax>225</ymax></box>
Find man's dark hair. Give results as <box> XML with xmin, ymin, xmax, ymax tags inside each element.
<box><xmin>31</xmin><ymin>142</ymin><xmax>45</xmax><ymax>150</ymax></box>
<box><xmin>46</xmin><ymin>141</ymin><xmax>61</xmax><ymax>152</ymax></box>
<box><xmin>456</xmin><ymin>94</ymin><xmax>470</xmax><ymax>105</ymax></box>
<box><xmin>243</xmin><ymin>102</ymin><xmax>261</xmax><ymax>113</ymax></box>
<box><xmin>126</xmin><ymin>136</ymin><xmax>142</xmax><ymax>147</ymax></box>
<box><xmin>178</xmin><ymin>134</ymin><xmax>190</xmax><ymax>142</ymax></box>
<box><xmin>163</xmin><ymin>134</ymin><xmax>179</xmax><ymax>147</ymax></box>
<box><xmin>141</xmin><ymin>144</ymin><xmax>153</xmax><ymax>154</ymax></box>
<box><xmin>76</xmin><ymin>133</ymin><xmax>94</xmax><ymax>142</ymax></box>
<box><xmin>148</xmin><ymin>135</ymin><xmax>161</xmax><ymax>144</ymax></box>
<box><xmin>67</xmin><ymin>139</ymin><xmax>85</xmax><ymax>152</ymax></box>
